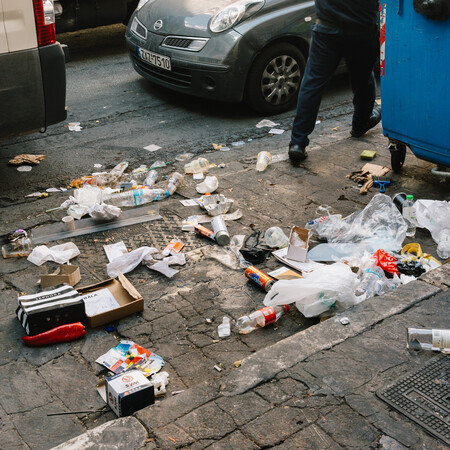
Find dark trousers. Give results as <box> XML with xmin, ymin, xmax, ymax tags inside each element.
<box><xmin>290</xmin><ymin>28</ymin><xmax>379</xmax><ymax>147</ymax></box>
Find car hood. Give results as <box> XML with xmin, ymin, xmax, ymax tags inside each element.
<box><xmin>136</xmin><ymin>0</ymin><xmax>239</xmax><ymax>37</ymax></box>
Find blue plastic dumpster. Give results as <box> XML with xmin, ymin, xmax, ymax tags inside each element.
<box><xmin>380</xmin><ymin>0</ymin><xmax>450</xmax><ymax>174</ymax></box>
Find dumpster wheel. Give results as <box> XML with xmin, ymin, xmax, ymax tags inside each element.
<box><xmin>388</xmin><ymin>141</ymin><xmax>407</xmax><ymax>172</ymax></box>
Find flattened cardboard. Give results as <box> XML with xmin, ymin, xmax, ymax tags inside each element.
<box><xmin>78</xmin><ymin>272</ymin><xmax>143</xmax><ymax>327</ymax></box>
<box><xmin>286</xmin><ymin>227</ymin><xmax>310</xmax><ymax>262</ymax></box>
<box><xmin>40</xmin><ymin>265</ymin><xmax>81</xmax><ymax>288</ymax></box>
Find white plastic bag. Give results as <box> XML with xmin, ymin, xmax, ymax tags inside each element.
<box><xmin>327</xmin><ymin>194</ymin><xmax>407</xmax><ymax>252</ymax></box>
<box><xmin>107</xmin><ymin>246</ymin><xmax>159</xmax><ymax>277</ymax></box>
<box><xmin>264</xmin><ymin>262</ymin><xmax>360</xmax><ymax>317</ymax></box>
<box><xmin>88</xmin><ymin>203</ymin><xmax>122</xmax><ymax>221</ymax></box>
<box><xmin>27</xmin><ymin>242</ymin><xmax>80</xmax><ymax>266</ymax></box>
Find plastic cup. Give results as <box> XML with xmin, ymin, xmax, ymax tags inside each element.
<box><xmin>62</xmin><ymin>216</ymin><xmax>76</xmax><ymax>231</ymax></box>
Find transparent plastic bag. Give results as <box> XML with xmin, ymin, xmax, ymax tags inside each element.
<box><xmin>327</xmin><ymin>194</ymin><xmax>407</xmax><ymax>252</ymax></box>
<box><xmin>201</xmin><ymin>246</ymin><xmax>242</xmax><ymax>270</ymax></box>
<box><xmin>263</xmin><ymin>262</ymin><xmax>360</xmax><ymax>318</ymax></box>
<box><xmin>262</xmin><ymin>227</ymin><xmax>289</xmax><ymax>249</ymax></box>
<box><xmin>27</xmin><ymin>242</ymin><xmax>80</xmax><ymax>266</ymax></box>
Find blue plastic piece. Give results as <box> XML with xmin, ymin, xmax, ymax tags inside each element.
<box><xmin>380</xmin><ymin>1</ymin><xmax>450</xmax><ymax>167</ymax></box>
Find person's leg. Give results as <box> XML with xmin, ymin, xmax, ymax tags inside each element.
<box><xmin>343</xmin><ymin>28</ymin><xmax>380</xmax><ymax>134</ymax></box>
<box><xmin>290</xmin><ymin>31</ymin><xmax>341</xmax><ymax>153</ymax></box>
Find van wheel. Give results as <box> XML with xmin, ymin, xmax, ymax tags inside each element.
<box><xmin>245</xmin><ymin>43</ymin><xmax>306</xmax><ymax>115</ymax></box>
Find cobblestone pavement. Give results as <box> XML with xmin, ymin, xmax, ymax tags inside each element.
<box><xmin>1</xmin><ymin>113</ymin><xmax>449</xmax><ymax>449</ymax></box>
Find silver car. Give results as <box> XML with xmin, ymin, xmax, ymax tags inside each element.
<box><xmin>126</xmin><ymin>0</ymin><xmax>315</xmax><ymax>115</ymax></box>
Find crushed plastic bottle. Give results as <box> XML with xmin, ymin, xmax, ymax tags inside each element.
<box><xmin>407</xmin><ymin>328</ymin><xmax>450</xmax><ymax>352</ymax></box>
<box><xmin>437</xmin><ymin>228</ymin><xmax>450</xmax><ymax>260</ymax></box>
<box><xmin>236</xmin><ymin>305</ymin><xmax>289</xmax><ymax>334</ymax></box>
<box><xmin>184</xmin><ymin>158</ymin><xmax>210</xmax><ymax>174</ymax></box>
<box><xmin>167</xmin><ymin>172</ymin><xmax>184</xmax><ymax>195</ymax></box>
<box><xmin>103</xmin><ymin>188</ymin><xmax>167</xmax><ymax>207</ymax></box>
<box><xmin>144</xmin><ymin>170</ymin><xmax>158</xmax><ymax>187</ymax></box>
<box><xmin>256</xmin><ymin>151</ymin><xmax>272</xmax><ymax>172</ymax></box>
<box><xmin>355</xmin><ymin>265</ymin><xmax>385</xmax><ymax>298</ymax></box>
<box><xmin>110</xmin><ymin>161</ymin><xmax>129</xmax><ymax>177</ymax></box>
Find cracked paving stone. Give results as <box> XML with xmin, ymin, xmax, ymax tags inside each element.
<box><xmin>207</xmin><ymin>431</ymin><xmax>260</xmax><ymax>450</ymax></box>
<box><xmin>12</xmin><ymin>400</ymin><xmax>85</xmax><ymax>450</ymax></box>
<box><xmin>317</xmin><ymin>404</ymin><xmax>379</xmax><ymax>448</ymax></box>
<box><xmin>153</xmin><ymin>423</ymin><xmax>195</xmax><ymax>448</ymax></box>
<box><xmin>216</xmin><ymin>392</ymin><xmax>272</xmax><ymax>427</ymax></box>
<box><xmin>242</xmin><ymin>403</ymin><xmax>305</xmax><ymax>447</ymax></box>
<box><xmin>38</xmin><ymin>354</ymin><xmax>105</xmax><ymax>412</ymax></box>
<box><xmin>274</xmin><ymin>423</ymin><xmax>342</xmax><ymax>449</ymax></box>
<box><xmin>378</xmin><ymin>434</ymin><xmax>408</xmax><ymax>450</ymax></box>
<box><xmin>0</xmin><ymin>361</ymin><xmax>54</xmax><ymax>413</ymax></box>
<box><xmin>175</xmin><ymin>402</ymin><xmax>236</xmax><ymax>441</ymax></box>
<box><xmin>170</xmin><ymin>351</ymin><xmax>216</xmax><ymax>387</ymax></box>
<box><xmin>254</xmin><ymin>379</ymin><xmax>294</xmax><ymax>406</ymax></box>
<box><xmin>150</xmin><ymin>312</ymin><xmax>189</xmax><ymax>340</ymax></box>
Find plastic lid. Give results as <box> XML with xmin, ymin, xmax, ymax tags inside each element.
<box><xmin>406</xmin><ymin>195</ymin><xmax>414</xmax><ymax>200</ymax></box>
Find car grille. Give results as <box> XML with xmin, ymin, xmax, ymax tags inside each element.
<box><xmin>162</xmin><ymin>37</ymin><xmax>192</xmax><ymax>49</ymax></box>
<box><xmin>131</xmin><ymin>53</ymin><xmax>192</xmax><ymax>88</ymax></box>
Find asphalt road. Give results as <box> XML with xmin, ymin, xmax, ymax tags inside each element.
<box><xmin>0</xmin><ymin>24</ymin><xmax>363</xmax><ymax>207</ymax></box>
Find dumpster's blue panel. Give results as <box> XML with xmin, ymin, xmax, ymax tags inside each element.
<box><xmin>380</xmin><ymin>1</ymin><xmax>450</xmax><ymax>167</ymax></box>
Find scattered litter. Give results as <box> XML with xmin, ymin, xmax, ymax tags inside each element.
<box><xmin>27</xmin><ymin>242</ymin><xmax>80</xmax><ymax>266</ymax></box>
<box><xmin>26</xmin><ymin>192</ymin><xmax>44</xmax><ymax>198</ymax></box>
<box><xmin>214</xmin><ymin>365</ymin><xmax>222</xmax><ymax>372</ymax></box>
<box><xmin>9</xmin><ymin>154</ymin><xmax>46</xmax><ymax>165</ymax></box>
<box><xmin>149</xmin><ymin>371</ymin><xmax>170</xmax><ymax>397</ymax></box>
<box><xmin>2</xmin><ymin>234</ymin><xmax>33</xmax><ymax>258</ymax></box>
<box><xmin>17</xmin><ymin>165</ymin><xmax>32</xmax><ymax>172</ymax></box>
<box><xmin>360</xmin><ymin>150</ymin><xmax>377</xmax><ymax>160</ymax></box>
<box><xmin>212</xmin><ymin>143</ymin><xmax>223</xmax><ymax>150</ymax></box>
<box><xmin>198</xmin><ymin>193</ymin><xmax>234</xmax><ymax>216</ymax></box>
<box><xmin>94</xmin><ymin>164</ymin><xmax>103</xmax><ymax>169</ymax></box>
<box><xmin>143</xmin><ymin>144</ymin><xmax>161</xmax><ymax>152</ymax></box>
<box><xmin>205</xmin><ymin>318</ymin><xmax>213</xmax><ymax>324</ymax></box>
<box><xmin>67</xmin><ymin>122</ymin><xmax>82</xmax><ymax>131</ymax></box>
<box><xmin>88</xmin><ymin>203</ymin><xmax>122</xmax><ymax>221</ymax></box>
<box><xmin>184</xmin><ymin>157</ymin><xmax>210</xmax><ymax>174</ymax></box>
<box><xmin>236</xmin><ymin>305</ymin><xmax>290</xmax><ymax>334</ymax></box>
<box><xmin>233</xmin><ymin>360</ymin><xmax>242</xmax><ymax>368</ymax></box>
<box><xmin>104</xmin><ymin>241</ymin><xmax>128</xmax><ymax>263</ymax></box>
<box><xmin>315</xmin><ymin>120</ymin><xmax>321</xmax><ymax>124</ymax></box>
<box><xmin>268</xmin><ymin>128</ymin><xmax>285</xmax><ymax>135</ymax></box>
<box><xmin>40</xmin><ymin>265</ymin><xmax>81</xmax><ymax>288</ymax></box>
<box><xmin>162</xmin><ymin>239</ymin><xmax>184</xmax><ymax>257</ymax></box>
<box><xmin>272</xmin><ymin>247</ymin><xmax>324</xmax><ymax>273</ymax></box>
<box><xmin>96</xmin><ymin>340</ymin><xmax>164</xmax><ymax>375</ymax></box>
<box><xmin>256</xmin><ymin>151</ymin><xmax>272</xmax><ymax>172</ymax></box>
<box><xmin>172</xmin><ymin>390</ymin><xmax>185</xmax><ymax>396</ymax></box>
<box><xmin>267</xmin><ymin>266</ymin><xmax>302</xmax><ymax>280</ymax></box>
<box><xmin>211</xmin><ymin>215</ymin><xmax>230</xmax><ymax>246</ymax></box>
<box><xmin>218</xmin><ymin>317</ymin><xmax>231</xmax><ymax>337</ymax></box>
<box><xmin>231</xmin><ymin>141</ymin><xmax>245</xmax><ymax>147</ymax></box>
<box><xmin>46</xmin><ymin>187</ymin><xmax>61</xmax><ymax>193</ymax></box>
<box><xmin>332</xmin><ymin>126</ymin><xmax>340</xmax><ymax>131</ymax></box>
<box><xmin>196</xmin><ymin>175</ymin><xmax>219</xmax><ymax>194</ymax></box>
<box><xmin>347</xmin><ymin>163</ymin><xmax>390</xmax><ymax>194</ymax></box>
<box><xmin>175</xmin><ymin>153</ymin><xmax>194</xmax><ymax>161</ymax></box>
<box><xmin>220</xmin><ymin>146</ymin><xmax>230</xmax><ymax>152</ymax></box>
<box><xmin>256</xmin><ymin>119</ymin><xmax>279</xmax><ymax>128</ymax></box>
<box><xmin>340</xmin><ymin>317</ymin><xmax>350</xmax><ymax>325</ymax></box>
<box><xmin>245</xmin><ymin>266</ymin><xmax>274</xmax><ymax>292</ymax></box>
<box><xmin>193</xmin><ymin>172</ymin><xmax>204</xmax><ymax>180</ymax></box>
<box><xmin>180</xmin><ymin>198</ymin><xmax>199</xmax><ymax>207</ymax></box>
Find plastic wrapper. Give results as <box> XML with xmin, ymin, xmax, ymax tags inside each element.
<box><xmin>262</xmin><ymin>227</ymin><xmax>289</xmax><ymax>249</ymax></box>
<box><xmin>88</xmin><ymin>203</ymin><xmax>122</xmax><ymax>221</ymax></box>
<box><xmin>146</xmin><ymin>253</ymin><xmax>186</xmax><ymax>278</ymax></box>
<box><xmin>201</xmin><ymin>246</ymin><xmax>242</xmax><ymax>270</ymax></box>
<box><xmin>264</xmin><ymin>262</ymin><xmax>360</xmax><ymax>318</ymax></box>
<box><xmin>305</xmin><ymin>214</ymin><xmax>342</xmax><ymax>240</ymax></box>
<box><xmin>196</xmin><ymin>176</ymin><xmax>219</xmax><ymax>194</ymax></box>
<box><xmin>327</xmin><ymin>194</ymin><xmax>407</xmax><ymax>252</ymax></box>
<box><xmin>230</xmin><ymin>235</ymin><xmax>252</xmax><ymax>268</ymax></box>
<box><xmin>107</xmin><ymin>246</ymin><xmax>160</xmax><ymax>277</ymax></box>
<box><xmin>27</xmin><ymin>242</ymin><xmax>80</xmax><ymax>266</ymax></box>
<box><xmin>149</xmin><ymin>371</ymin><xmax>170</xmax><ymax>396</ymax></box>
<box><xmin>373</xmin><ymin>249</ymin><xmax>399</xmax><ymax>276</ymax></box>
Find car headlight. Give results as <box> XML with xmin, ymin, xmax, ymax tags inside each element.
<box><xmin>209</xmin><ymin>0</ymin><xmax>264</xmax><ymax>33</ymax></box>
<box><xmin>136</xmin><ymin>0</ymin><xmax>151</xmax><ymax>11</ymax></box>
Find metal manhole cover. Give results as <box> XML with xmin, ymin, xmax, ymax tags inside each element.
<box><xmin>64</xmin><ymin>209</ymin><xmax>211</xmax><ymax>278</ymax></box>
<box><xmin>376</xmin><ymin>356</ymin><xmax>450</xmax><ymax>446</ymax></box>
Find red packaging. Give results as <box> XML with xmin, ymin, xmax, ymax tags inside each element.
<box><xmin>373</xmin><ymin>249</ymin><xmax>399</xmax><ymax>276</ymax></box>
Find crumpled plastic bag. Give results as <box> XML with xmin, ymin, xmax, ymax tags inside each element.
<box><xmin>107</xmin><ymin>246</ymin><xmax>186</xmax><ymax>278</ymax></box>
<box><xmin>264</xmin><ymin>262</ymin><xmax>360</xmax><ymax>318</ymax></box>
<box><xmin>27</xmin><ymin>242</ymin><xmax>80</xmax><ymax>266</ymax></box>
<box><xmin>414</xmin><ymin>199</ymin><xmax>450</xmax><ymax>244</ymax></box>
<box><xmin>327</xmin><ymin>194</ymin><xmax>407</xmax><ymax>252</ymax></box>
<box><xmin>201</xmin><ymin>246</ymin><xmax>242</xmax><ymax>270</ymax></box>
<box><xmin>148</xmin><ymin>371</ymin><xmax>170</xmax><ymax>397</ymax></box>
<box><xmin>88</xmin><ymin>203</ymin><xmax>122</xmax><ymax>221</ymax></box>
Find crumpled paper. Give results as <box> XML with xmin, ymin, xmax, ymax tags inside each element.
<box><xmin>88</xmin><ymin>203</ymin><xmax>122</xmax><ymax>221</ymax></box>
<box><xmin>9</xmin><ymin>154</ymin><xmax>46</xmax><ymax>165</ymax></box>
<box><xmin>27</xmin><ymin>242</ymin><xmax>80</xmax><ymax>266</ymax></box>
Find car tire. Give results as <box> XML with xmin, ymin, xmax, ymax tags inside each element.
<box><xmin>245</xmin><ymin>43</ymin><xmax>306</xmax><ymax>115</ymax></box>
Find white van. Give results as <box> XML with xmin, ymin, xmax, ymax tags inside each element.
<box><xmin>0</xmin><ymin>0</ymin><xmax>66</xmax><ymax>138</ymax></box>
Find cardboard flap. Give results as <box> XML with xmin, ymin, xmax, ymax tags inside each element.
<box><xmin>117</xmin><ymin>271</ymin><xmax>142</xmax><ymax>300</ymax></box>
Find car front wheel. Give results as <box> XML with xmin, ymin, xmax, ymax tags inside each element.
<box><xmin>245</xmin><ymin>43</ymin><xmax>306</xmax><ymax>115</ymax></box>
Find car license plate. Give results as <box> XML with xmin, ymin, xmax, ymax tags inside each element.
<box><xmin>137</xmin><ymin>47</ymin><xmax>171</xmax><ymax>71</ymax></box>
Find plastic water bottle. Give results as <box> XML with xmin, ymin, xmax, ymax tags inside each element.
<box><xmin>104</xmin><ymin>188</ymin><xmax>167</xmax><ymax>207</ymax></box>
<box><xmin>402</xmin><ymin>195</ymin><xmax>416</xmax><ymax>237</ymax></box>
<box><xmin>355</xmin><ymin>266</ymin><xmax>385</xmax><ymax>298</ymax></box>
<box><xmin>437</xmin><ymin>228</ymin><xmax>450</xmax><ymax>260</ymax></box>
<box><xmin>407</xmin><ymin>328</ymin><xmax>450</xmax><ymax>352</ymax></box>
<box><xmin>110</xmin><ymin>161</ymin><xmax>129</xmax><ymax>177</ymax></box>
<box><xmin>256</xmin><ymin>151</ymin><xmax>272</xmax><ymax>172</ymax></box>
<box><xmin>167</xmin><ymin>172</ymin><xmax>184</xmax><ymax>195</ymax></box>
<box><xmin>235</xmin><ymin>305</ymin><xmax>290</xmax><ymax>334</ymax></box>
<box><xmin>184</xmin><ymin>158</ymin><xmax>209</xmax><ymax>174</ymax></box>
<box><xmin>144</xmin><ymin>170</ymin><xmax>158</xmax><ymax>187</ymax></box>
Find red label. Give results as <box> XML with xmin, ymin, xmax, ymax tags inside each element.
<box><xmin>259</xmin><ymin>306</ymin><xmax>277</xmax><ymax>326</ymax></box>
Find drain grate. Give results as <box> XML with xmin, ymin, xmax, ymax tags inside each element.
<box><xmin>376</xmin><ymin>356</ymin><xmax>450</xmax><ymax>446</ymax></box>
<box><xmin>61</xmin><ymin>209</ymin><xmax>211</xmax><ymax>279</ymax></box>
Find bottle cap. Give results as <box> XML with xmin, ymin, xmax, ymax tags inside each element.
<box><xmin>406</xmin><ymin>194</ymin><xmax>414</xmax><ymax>200</ymax></box>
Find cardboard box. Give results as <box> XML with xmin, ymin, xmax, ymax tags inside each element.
<box><xmin>286</xmin><ymin>227</ymin><xmax>310</xmax><ymax>262</ymax></box>
<box><xmin>78</xmin><ymin>272</ymin><xmax>143</xmax><ymax>328</ymax></box>
<box><xmin>40</xmin><ymin>265</ymin><xmax>81</xmax><ymax>288</ymax></box>
<box><xmin>106</xmin><ymin>369</ymin><xmax>155</xmax><ymax>417</ymax></box>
